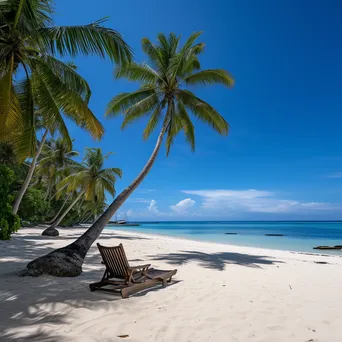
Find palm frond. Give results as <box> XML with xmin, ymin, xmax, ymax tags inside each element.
<box><xmin>121</xmin><ymin>93</ymin><xmax>159</xmax><ymax>129</ymax></box>
<box><xmin>36</xmin><ymin>19</ymin><xmax>133</xmax><ymax>64</ymax></box>
<box><xmin>176</xmin><ymin>89</ymin><xmax>229</xmax><ymax>135</ymax></box>
<box><xmin>167</xmin><ymin>32</ymin><xmax>203</xmax><ymax>81</ymax></box>
<box><xmin>106</xmin><ymin>87</ymin><xmax>156</xmax><ymax>116</ymax></box>
<box><xmin>101</xmin><ymin>167</ymin><xmax>123</xmax><ymax>179</ymax></box>
<box><xmin>115</xmin><ymin>63</ymin><xmax>164</xmax><ymax>85</ymax></box>
<box><xmin>178</xmin><ymin>100</ymin><xmax>195</xmax><ymax>151</ymax></box>
<box><xmin>141</xmin><ymin>37</ymin><xmax>164</xmax><ymax>69</ymax></box>
<box><xmin>142</xmin><ymin>103</ymin><xmax>162</xmax><ymax>139</ymax></box>
<box><xmin>35</xmin><ymin>55</ymin><xmax>92</xmax><ymax>102</ymax></box>
<box><xmin>184</xmin><ymin>69</ymin><xmax>234</xmax><ymax>87</ymax></box>
<box><xmin>165</xmin><ymin>100</ymin><xmax>180</xmax><ymax>155</ymax></box>
<box><xmin>32</xmin><ymin>59</ymin><xmax>104</xmax><ymax>140</ymax></box>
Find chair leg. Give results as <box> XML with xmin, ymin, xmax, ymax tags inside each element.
<box><xmin>89</xmin><ymin>281</ymin><xmax>106</xmax><ymax>291</ymax></box>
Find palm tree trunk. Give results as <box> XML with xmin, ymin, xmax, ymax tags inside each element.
<box><xmin>44</xmin><ymin>181</ymin><xmax>53</xmax><ymax>201</ymax></box>
<box><xmin>46</xmin><ymin>194</ymin><xmax>71</xmax><ymax>224</ymax></box>
<box><xmin>26</xmin><ymin>114</ymin><xmax>170</xmax><ymax>276</ymax></box>
<box><xmin>13</xmin><ymin>0</ymin><xmax>25</xmax><ymax>28</ymax></box>
<box><xmin>42</xmin><ymin>190</ymin><xmax>85</xmax><ymax>235</ymax></box>
<box><xmin>12</xmin><ymin>129</ymin><xmax>48</xmax><ymax>214</ymax></box>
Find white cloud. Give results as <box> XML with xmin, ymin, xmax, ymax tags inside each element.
<box><xmin>182</xmin><ymin>189</ymin><xmax>337</xmax><ymax>214</ymax></box>
<box><xmin>126</xmin><ymin>209</ymin><xmax>133</xmax><ymax>216</ymax></box>
<box><xmin>170</xmin><ymin>198</ymin><xmax>196</xmax><ymax>213</ymax></box>
<box><xmin>326</xmin><ymin>172</ymin><xmax>342</xmax><ymax>179</ymax></box>
<box><xmin>147</xmin><ymin>200</ymin><xmax>159</xmax><ymax>213</ymax></box>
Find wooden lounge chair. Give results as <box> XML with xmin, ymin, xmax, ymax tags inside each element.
<box><xmin>89</xmin><ymin>243</ymin><xmax>177</xmax><ymax>298</ymax></box>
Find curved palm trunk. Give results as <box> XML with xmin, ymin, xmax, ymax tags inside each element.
<box><xmin>27</xmin><ymin>117</ymin><xmax>169</xmax><ymax>276</ymax></box>
<box><xmin>12</xmin><ymin>129</ymin><xmax>48</xmax><ymax>214</ymax></box>
<box><xmin>46</xmin><ymin>194</ymin><xmax>71</xmax><ymax>224</ymax></box>
<box><xmin>42</xmin><ymin>190</ymin><xmax>85</xmax><ymax>235</ymax></box>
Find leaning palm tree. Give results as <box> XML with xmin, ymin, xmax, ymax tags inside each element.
<box><xmin>0</xmin><ymin>0</ymin><xmax>132</xmax><ymax>212</ymax></box>
<box><xmin>27</xmin><ymin>32</ymin><xmax>234</xmax><ymax>276</ymax></box>
<box><xmin>41</xmin><ymin>147</ymin><xmax>122</xmax><ymax>236</ymax></box>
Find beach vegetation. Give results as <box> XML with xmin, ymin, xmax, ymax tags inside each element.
<box><xmin>0</xmin><ymin>0</ymin><xmax>132</xmax><ymax>215</ymax></box>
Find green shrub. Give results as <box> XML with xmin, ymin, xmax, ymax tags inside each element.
<box><xmin>18</xmin><ymin>187</ymin><xmax>51</xmax><ymax>223</ymax></box>
<box><xmin>0</xmin><ymin>165</ymin><xmax>21</xmax><ymax>240</ymax></box>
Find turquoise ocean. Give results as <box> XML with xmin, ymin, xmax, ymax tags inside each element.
<box><xmin>105</xmin><ymin>221</ymin><xmax>342</xmax><ymax>254</ymax></box>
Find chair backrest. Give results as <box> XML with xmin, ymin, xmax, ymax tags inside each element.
<box><xmin>97</xmin><ymin>243</ymin><xmax>130</xmax><ymax>278</ymax></box>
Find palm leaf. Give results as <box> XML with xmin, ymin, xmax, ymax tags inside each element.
<box><xmin>101</xmin><ymin>167</ymin><xmax>123</xmax><ymax>179</ymax></box>
<box><xmin>106</xmin><ymin>87</ymin><xmax>156</xmax><ymax>116</ymax></box>
<box><xmin>141</xmin><ymin>37</ymin><xmax>164</xmax><ymax>69</ymax></box>
<box><xmin>36</xmin><ymin>55</ymin><xmax>92</xmax><ymax>102</ymax></box>
<box><xmin>32</xmin><ymin>59</ymin><xmax>104</xmax><ymax>140</ymax></box>
<box><xmin>165</xmin><ymin>100</ymin><xmax>180</xmax><ymax>155</ymax></box>
<box><xmin>142</xmin><ymin>103</ymin><xmax>162</xmax><ymax>139</ymax></box>
<box><xmin>176</xmin><ymin>89</ymin><xmax>229</xmax><ymax>135</ymax></box>
<box><xmin>184</xmin><ymin>69</ymin><xmax>234</xmax><ymax>87</ymax></box>
<box><xmin>36</xmin><ymin>19</ymin><xmax>133</xmax><ymax>64</ymax></box>
<box><xmin>121</xmin><ymin>93</ymin><xmax>159</xmax><ymax>129</ymax></box>
<box><xmin>115</xmin><ymin>63</ymin><xmax>164</xmax><ymax>85</ymax></box>
<box><xmin>178</xmin><ymin>100</ymin><xmax>195</xmax><ymax>151</ymax></box>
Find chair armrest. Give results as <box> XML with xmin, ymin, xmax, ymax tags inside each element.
<box><xmin>127</xmin><ymin>264</ymin><xmax>151</xmax><ymax>271</ymax></box>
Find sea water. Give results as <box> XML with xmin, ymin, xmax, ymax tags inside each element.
<box><xmin>105</xmin><ymin>221</ymin><xmax>342</xmax><ymax>254</ymax></box>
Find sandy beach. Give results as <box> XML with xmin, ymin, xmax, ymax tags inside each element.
<box><xmin>0</xmin><ymin>227</ymin><xmax>341</xmax><ymax>342</ymax></box>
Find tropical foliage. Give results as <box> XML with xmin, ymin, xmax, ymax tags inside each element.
<box><xmin>0</xmin><ymin>165</ymin><xmax>20</xmax><ymax>240</ymax></box>
<box><xmin>43</xmin><ymin>147</ymin><xmax>122</xmax><ymax>234</ymax></box>
<box><xmin>0</xmin><ymin>0</ymin><xmax>132</xmax><ymax>229</ymax></box>
<box><xmin>0</xmin><ymin>0</ymin><xmax>132</xmax><ymax>159</ymax></box>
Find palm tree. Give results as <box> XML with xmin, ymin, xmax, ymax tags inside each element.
<box><xmin>0</xmin><ymin>0</ymin><xmax>132</xmax><ymax>212</ymax></box>
<box><xmin>35</xmin><ymin>138</ymin><xmax>79</xmax><ymax>200</ymax></box>
<box><xmin>32</xmin><ymin>138</ymin><xmax>79</xmax><ymax>224</ymax></box>
<box><xmin>26</xmin><ymin>32</ymin><xmax>234</xmax><ymax>276</ymax></box>
<box><xmin>41</xmin><ymin>147</ymin><xmax>122</xmax><ymax>236</ymax></box>
<box><xmin>80</xmin><ymin>200</ymin><xmax>107</xmax><ymax>224</ymax></box>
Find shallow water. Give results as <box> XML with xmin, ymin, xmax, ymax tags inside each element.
<box><xmin>105</xmin><ymin>221</ymin><xmax>342</xmax><ymax>254</ymax></box>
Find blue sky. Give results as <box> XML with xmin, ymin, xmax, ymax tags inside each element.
<box><xmin>54</xmin><ymin>0</ymin><xmax>342</xmax><ymax>220</ymax></box>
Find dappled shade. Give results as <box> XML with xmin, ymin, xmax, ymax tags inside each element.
<box><xmin>150</xmin><ymin>250</ymin><xmax>283</xmax><ymax>271</ymax></box>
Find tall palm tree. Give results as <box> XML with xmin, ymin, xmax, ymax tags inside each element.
<box><xmin>27</xmin><ymin>32</ymin><xmax>234</xmax><ymax>276</ymax></box>
<box><xmin>0</xmin><ymin>0</ymin><xmax>132</xmax><ymax>212</ymax></box>
<box><xmin>42</xmin><ymin>147</ymin><xmax>122</xmax><ymax>236</ymax></box>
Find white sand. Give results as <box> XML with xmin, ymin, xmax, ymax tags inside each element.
<box><xmin>0</xmin><ymin>227</ymin><xmax>341</xmax><ymax>342</ymax></box>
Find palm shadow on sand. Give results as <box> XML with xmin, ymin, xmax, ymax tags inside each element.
<box><xmin>149</xmin><ymin>250</ymin><xmax>284</xmax><ymax>271</ymax></box>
